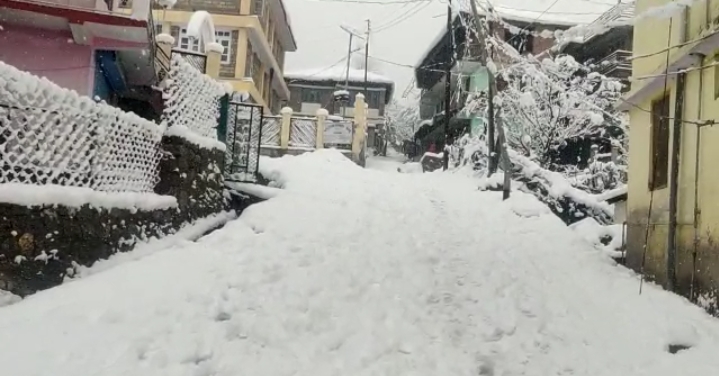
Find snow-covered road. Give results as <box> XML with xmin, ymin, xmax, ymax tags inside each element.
<box><xmin>2</xmin><ymin>150</ymin><xmax>719</xmax><ymax>376</ymax></box>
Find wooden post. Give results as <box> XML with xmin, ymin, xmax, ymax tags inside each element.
<box><xmin>352</xmin><ymin>93</ymin><xmax>367</xmax><ymax>161</ymax></box>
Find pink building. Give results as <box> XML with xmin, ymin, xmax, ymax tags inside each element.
<box><xmin>0</xmin><ymin>0</ymin><xmax>163</xmax><ymax>119</ymax></box>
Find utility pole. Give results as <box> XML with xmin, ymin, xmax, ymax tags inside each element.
<box><xmin>363</xmin><ymin>19</ymin><xmax>370</xmax><ymax>98</ymax></box>
<box><xmin>442</xmin><ymin>0</ymin><xmax>452</xmax><ymax>171</ymax></box>
<box><xmin>340</xmin><ymin>24</ymin><xmax>365</xmax><ymax>117</ymax></box>
<box><xmin>342</xmin><ymin>32</ymin><xmax>353</xmax><ymax>117</ymax></box>
<box><xmin>467</xmin><ymin>0</ymin><xmax>496</xmax><ymax>175</ymax></box>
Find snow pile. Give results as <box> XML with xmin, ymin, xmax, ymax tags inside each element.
<box><xmin>571</xmin><ymin>217</ymin><xmax>626</xmax><ymax>258</ymax></box>
<box><xmin>0</xmin><ymin>61</ymin><xmax>165</xmax><ymax>194</ymax></box>
<box><xmin>2</xmin><ymin>149</ymin><xmax>719</xmax><ymax>375</ymax></box>
<box><xmin>162</xmin><ymin>53</ymin><xmax>226</xmax><ymax>151</ymax></box>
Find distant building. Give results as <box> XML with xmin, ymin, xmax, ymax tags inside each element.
<box><xmin>284</xmin><ymin>66</ymin><xmax>394</xmax><ymax>151</ymax></box>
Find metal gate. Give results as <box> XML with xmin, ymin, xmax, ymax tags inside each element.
<box><xmin>224</xmin><ymin>101</ymin><xmax>263</xmax><ymax>182</ymax></box>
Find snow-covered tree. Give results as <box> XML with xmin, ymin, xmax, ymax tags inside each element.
<box><xmin>384</xmin><ymin>96</ymin><xmax>421</xmax><ymax>146</ymax></box>
<box><xmin>495</xmin><ymin>54</ymin><xmax>625</xmax><ymax>167</ymax></box>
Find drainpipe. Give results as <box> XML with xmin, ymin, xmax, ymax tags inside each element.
<box><xmin>667</xmin><ymin>71</ymin><xmax>687</xmax><ymax>293</ymax></box>
<box><xmin>690</xmin><ymin>54</ymin><xmax>706</xmax><ymax>301</ymax></box>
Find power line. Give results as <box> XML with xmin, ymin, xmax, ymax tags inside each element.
<box><xmin>314</xmin><ymin>0</ymin><xmax>430</xmax><ymax>4</ymax></box>
<box><xmin>373</xmin><ymin>1</ymin><xmax>432</xmax><ymax>33</ymax></box>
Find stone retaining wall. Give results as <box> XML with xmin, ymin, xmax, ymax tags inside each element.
<box><xmin>0</xmin><ymin>136</ymin><xmax>231</xmax><ymax>296</ymax></box>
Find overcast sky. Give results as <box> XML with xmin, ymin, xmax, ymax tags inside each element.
<box><xmin>283</xmin><ymin>0</ymin><xmax>448</xmax><ymax>102</ymax></box>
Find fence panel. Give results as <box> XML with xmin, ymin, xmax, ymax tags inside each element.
<box><xmin>224</xmin><ymin>102</ymin><xmax>263</xmax><ymax>182</ymax></box>
<box><xmin>172</xmin><ymin>49</ymin><xmax>207</xmax><ymax>73</ymax></box>
<box><xmin>0</xmin><ymin>62</ymin><xmax>164</xmax><ymax>192</ymax></box>
<box><xmin>162</xmin><ymin>53</ymin><xmax>225</xmax><ymax>141</ymax></box>
<box><xmin>289</xmin><ymin>117</ymin><xmax>316</xmax><ymax>147</ymax></box>
<box><xmin>261</xmin><ymin>116</ymin><xmax>281</xmax><ymax>146</ymax></box>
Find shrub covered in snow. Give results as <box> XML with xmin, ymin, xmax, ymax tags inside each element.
<box><xmin>495</xmin><ymin>54</ymin><xmax>625</xmax><ymax>168</ymax></box>
<box><xmin>0</xmin><ymin>62</ymin><xmax>164</xmax><ymax>193</ymax></box>
<box><xmin>161</xmin><ymin>53</ymin><xmax>226</xmax><ymax>150</ymax></box>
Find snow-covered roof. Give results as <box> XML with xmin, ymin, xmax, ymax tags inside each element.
<box><xmin>415</xmin><ymin>0</ymin><xmax>623</xmax><ymax>67</ymax></box>
<box><xmin>285</xmin><ymin>65</ymin><xmax>394</xmax><ymax>86</ymax></box>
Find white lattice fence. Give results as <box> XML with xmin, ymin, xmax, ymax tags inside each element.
<box><xmin>289</xmin><ymin>117</ymin><xmax>317</xmax><ymax>147</ymax></box>
<box><xmin>261</xmin><ymin>116</ymin><xmax>281</xmax><ymax>146</ymax></box>
<box><xmin>162</xmin><ymin>53</ymin><xmax>225</xmax><ymax>142</ymax></box>
<box><xmin>0</xmin><ymin>62</ymin><xmax>164</xmax><ymax>192</ymax></box>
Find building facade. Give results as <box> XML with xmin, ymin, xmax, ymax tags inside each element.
<box><xmin>0</xmin><ymin>0</ymin><xmax>163</xmax><ymax>119</ymax></box>
<box><xmin>121</xmin><ymin>0</ymin><xmax>297</xmax><ymax>114</ymax></box>
<box><xmin>284</xmin><ymin>67</ymin><xmax>394</xmax><ymax>151</ymax></box>
<box><xmin>622</xmin><ymin>0</ymin><xmax>719</xmax><ymax>308</ymax></box>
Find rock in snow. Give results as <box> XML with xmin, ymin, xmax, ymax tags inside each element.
<box><xmin>1</xmin><ymin>149</ymin><xmax>719</xmax><ymax>376</ymax></box>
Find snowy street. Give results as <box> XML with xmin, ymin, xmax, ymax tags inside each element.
<box><xmin>2</xmin><ymin>150</ymin><xmax>719</xmax><ymax>375</ymax></box>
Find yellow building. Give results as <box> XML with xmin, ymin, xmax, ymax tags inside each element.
<box><xmin>123</xmin><ymin>0</ymin><xmax>296</xmax><ymax>114</ymax></box>
<box><xmin>621</xmin><ymin>0</ymin><xmax>719</xmax><ymax>305</ymax></box>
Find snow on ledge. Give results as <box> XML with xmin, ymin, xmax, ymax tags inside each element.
<box><xmin>156</xmin><ymin>33</ymin><xmax>175</xmax><ymax>45</ymax></box>
<box><xmin>69</xmin><ymin>211</ymin><xmax>237</xmax><ymax>279</ymax></box>
<box><xmin>165</xmin><ymin>124</ymin><xmax>227</xmax><ymax>152</ymax></box>
<box><xmin>0</xmin><ymin>184</ymin><xmax>178</xmax><ymax>211</ymax></box>
<box><xmin>206</xmin><ymin>42</ymin><xmax>224</xmax><ymax>54</ymax></box>
<box><xmin>225</xmin><ymin>182</ymin><xmax>282</xmax><ymax>199</ymax></box>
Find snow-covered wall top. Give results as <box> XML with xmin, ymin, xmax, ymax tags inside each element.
<box><xmin>285</xmin><ymin>65</ymin><xmax>394</xmax><ymax>86</ymax></box>
<box><xmin>162</xmin><ymin>54</ymin><xmax>227</xmax><ymax>151</ymax></box>
<box><xmin>0</xmin><ymin>61</ymin><xmax>165</xmax><ymax>194</ymax></box>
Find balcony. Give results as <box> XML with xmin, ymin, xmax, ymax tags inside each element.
<box><xmin>595</xmin><ymin>49</ymin><xmax>631</xmax><ymax>79</ymax></box>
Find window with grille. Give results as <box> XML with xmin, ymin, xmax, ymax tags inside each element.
<box><xmin>649</xmin><ymin>93</ymin><xmax>670</xmax><ymax>190</ymax></box>
<box><xmin>301</xmin><ymin>89</ymin><xmax>321</xmax><ymax>103</ymax></box>
<box><xmin>215</xmin><ymin>30</ymin><xmax>232</xmax><ymax>64</ymax></box>
<box><xmin>178</xmin><ymin>28</ymin><xmax>233</xmax><ymax>64</ymax></box>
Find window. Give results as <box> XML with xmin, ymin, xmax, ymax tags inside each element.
<box><xmin>215</xmin><ymin>30</ymin><xmax>232</xmax><ymax>64</ymax></box>
<box><xmin>178</xmin><ymin>28</ymin><xmax>233</xmax><ymax>64</ymax></box>
<box><xmin>649</xmin><ymin>93</ymin><xmax>670</xmax><ymax>190</ymax></box>
<box><xmin>178</xmin><ymin>28</ymin><xmax>201</xmax><ymax>52</ymax></box>
<box><xmin>253</xmin><ymin>0</ymin><xmax>264</xmax><ymax>16</ymax></box>
<box><xmin>301</xmin><ymin>88</ymin><xmax>321</xmax><ymax>103</ymax></box>
<box><xmin>367</xmin><ymin>91</ymin><xmax>381</xmax><ymax>109</ymax></box>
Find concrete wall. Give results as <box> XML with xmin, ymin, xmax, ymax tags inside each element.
<box><xmin>0</xmin><ymin>26</ymin><xmax>93</xmax><ymax>95</ymax></box>
<box><xmin>626</xmin><ymin>0</ymin><xmax>719</xmax><ymax>312</ymax></box>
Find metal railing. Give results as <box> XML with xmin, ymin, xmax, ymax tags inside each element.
<box><xmin>595</xmin><ymin>49</ymin><xmax>632</xmax><ymax>77</ymax></box>
<box><xmin>172</xmin><ymin>49</ymin><xmax>207</xmax><ymax>73</ymax></box>
<box><xmin>583</xmin><ymin>2</ymin><xmax>634</xmax><ymax>42</ymax></box>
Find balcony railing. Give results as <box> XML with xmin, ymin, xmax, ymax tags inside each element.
<box><xmin>583</xmin><ymin>2</ymin><xmax>634</xmax><ymax>42</ymax></box>
<box><xmin>594</xmin><ymin>49</ymin><xmax>631</xmax><ymax>78</ymax></box>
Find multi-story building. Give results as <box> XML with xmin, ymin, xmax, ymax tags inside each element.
<box><xmin>121</xmin><ymin>0</ymin><xmax>297</xmax><ymax>114</ymax></box>
<box><xmin>284</xmin><ymin>66</ymin><xmax>394</xmax><ymax>150</ymax></box>
<box><xmin>621</xmin><ymin>0</ymin><xmax>719</xmax><ymax>306</ymax></box>
<box><xmin>413</xmin><ymin>11</ymin><xmax>570</xmax><ymax>151</ymax></box>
